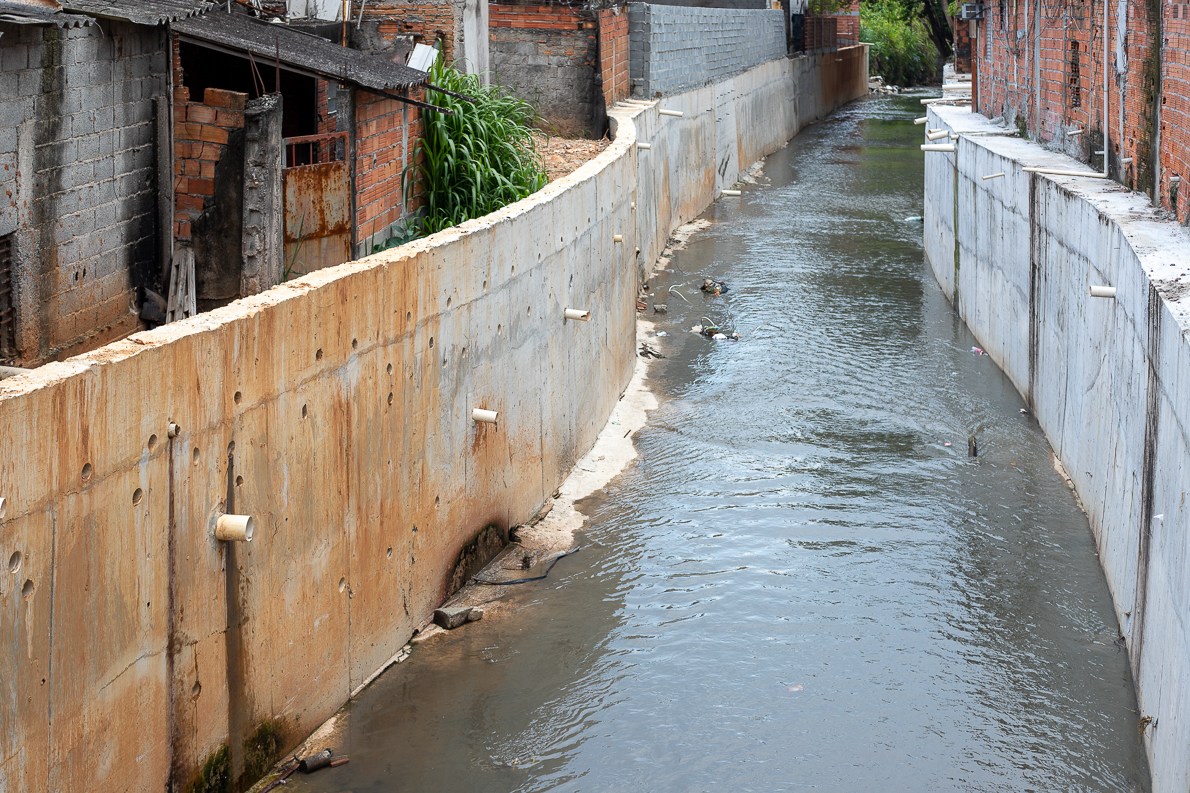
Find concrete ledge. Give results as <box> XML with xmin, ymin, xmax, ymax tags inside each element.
<box><xmin>925</xmin><ymin>105</ymin><xmax>1190</xmax><ymax>793</ymax></box>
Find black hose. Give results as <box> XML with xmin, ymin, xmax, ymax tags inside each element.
<box><xmin>472</xmin><ymin>547</ymin><xmax>581</xmax><ymax>586</ymax></box>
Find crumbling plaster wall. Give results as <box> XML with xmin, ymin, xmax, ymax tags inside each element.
<box><xmin>0</xmin><ymin>45</ymin><xmax>868</xmax><ymax>793</ymax></box>
<box><xmin>924</xmin><ymin>105</ymin><xmax>1190</xmax><ymax>793</ymax></box>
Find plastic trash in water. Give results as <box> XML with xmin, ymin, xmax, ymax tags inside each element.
<box><xmin>712</xmin><ymin>333</ymin><xmax>727</xmax><ymax>340</ymax></box>
<box><xmin>944</xmin><ymin>442</ymin><xmax>952</xmax><ymax>447</ymax></box>
<box><xmin>904</xmin><ymin>215</ymin><xmax>924</xmax><ymax>222</ymax></box>
<box><xmin>700</xmin><ymin>278</ymin><xmax>728</xmax><ymax>295</ymax></box>
<box><xmin>657</xmin><ymin>331</ymin><xmax>667</xmax><ymax>337</ymax></box>
<box><xmin>970</xmin><ymin>347</ymin><xmax>985</xmax><ymax>355</ymax></box>
<box><xmin>691</xmin><ymin>325</ymin><xmax>703</xmax><ymax>333</ymax></box>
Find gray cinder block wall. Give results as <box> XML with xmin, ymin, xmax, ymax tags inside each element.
<box><xmin>0</xmin><ymin>21</ymin><xmax>169</xmax><ymax>367</ymax></box>
<box><xmin>628</xmin><ymin>3</ymin><xmax>785</xmax><ymax>97</ymax></box>
<box><xmin>489</xmin><ymin>24</ymin><xmax>604</xmax><ymax>137</ymax></box>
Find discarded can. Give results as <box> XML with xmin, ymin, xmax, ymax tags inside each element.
<box><xmin>300</xmin><ymin>749</ymin><xmax>333</xmax><ymax>773</ymax></box>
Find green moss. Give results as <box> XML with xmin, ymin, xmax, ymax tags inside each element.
<box><xmin>241</xmin><ymin>718</ymin><xmax>286</xmax><ymax>788</ymax></box>
<box><xmin>189</xmin><ymin>745</ymin><xmax>231</xmax><ymax>793</ymax></box>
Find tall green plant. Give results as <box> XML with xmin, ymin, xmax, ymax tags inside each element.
<box><xmin>861</xmin><ymin>0</ymin><xmax>937</xmax><ymax>86</ymax></box>
<box><xmin>402</xmin><ymin>62</ymin><xmax>548</xmax><ymax>236</ymax></box>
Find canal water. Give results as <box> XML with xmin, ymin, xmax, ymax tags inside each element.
<box><xmin>293</xmin><ymin>93</ymin><xmax>1150</xmax><ymax>792</ymax></box>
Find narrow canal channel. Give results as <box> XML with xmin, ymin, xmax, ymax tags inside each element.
<box><xmin>294</xmin><ymin>93</ymin><xmax>1150</xmax><ymax>792</ymax></box>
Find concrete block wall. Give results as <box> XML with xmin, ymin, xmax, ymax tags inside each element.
<box><xmin>0</xmin><ymin>45</ymin><xmax>869</xmax><ymax>793</ymax></box>
<box><xmin>0</xmin><ymin>21</ymin><xmax>168</xmax><ymax>367</ymax></box>
<box><xmin>924</xmin><ymin>105</ymin><xmax>1190</xmax><ymax>793</ymax></box>
<box><xmin>627</xmin><ymin>3</ymin><xmax>785</xmax><ymax>97</ymax></box>
<box><xmin>488</xmin><ymin>5</ymin><xmax>604</xmax><ymax>136</ymax></box>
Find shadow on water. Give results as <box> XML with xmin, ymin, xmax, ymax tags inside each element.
<box><xmin>291</xmin><ymin>93</ymin><xmax>1151</xmax><ymax>793</ymax></box>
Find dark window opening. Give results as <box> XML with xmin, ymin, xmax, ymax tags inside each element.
<box><xmin>178</xmin><ymin>41</ymin><xmax>319</xmax><ymax>138</ymax></box>
<box><xmin>1069</xmin><ymin>40</ymin><xmax>1081</xmax><ymax>108</ymax></box>
<box><xmin>0</xmin><ymin>234</ymin><xmax>15</xmax><ymax>362</ymax></box>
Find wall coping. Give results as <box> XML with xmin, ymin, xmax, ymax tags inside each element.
<box><xmin>0</xmin><ymin>111</ymin><xmax>643</xmax><ymax>405</ymax></box>
<box><xmin>930</xmin><ymin>105</ymin><xmax>1190</xmax><ymax>336</ymax></box>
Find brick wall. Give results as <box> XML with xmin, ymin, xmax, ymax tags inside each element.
<box><xmin>172</xmin><ymin>87</ymin><xmax>247</xmax><ymax>243</ymax></box>
<box><xmin>628</xmin><ymin>3</ymin><xmax>786</xmax><ymax>97</ymax></box>
<box><xmin>599</xmin><ymin>7</ymin><xmax>631</xmax><ymax>107</ymax></box>
<box><xmin>975</xmin><ymin>0</ymin><xmax>1190</xmax><ymax>221</ymax></box>
<box><xmin>355</xmin><ymin>89</ymin><xmax>422</xmax><ymax>245</ymax></box>
<box><xmin>954</xmin><ymin>18</ymin><xmax>971</xmax><ymax>73</ymax></box>
<box><xmin>0</xmin><ymin>21</ymin><xmax>168</xmax><ymax>366</ymax></box>
<box><xmin>364</xmin><ymin>1</ymin><xmax>460</xmax><ymax>67</ymax></box>
<box><xmin>489</xmin><ymin>4</ymin><xmax>605</xmax><ymax>136</ymax></box>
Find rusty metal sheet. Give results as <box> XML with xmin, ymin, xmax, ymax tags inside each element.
<box><xmin>283</xmin><ymin>160</ymin><xmax>351</xmax><ymax>276</ymax></box>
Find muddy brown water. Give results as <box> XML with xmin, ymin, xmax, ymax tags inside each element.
<box><xmin>290</xmin><ymin>94</ymin><xmax>1150</xmax><ymax>792</ymax></box>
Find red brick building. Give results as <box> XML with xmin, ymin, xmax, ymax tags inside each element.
<box><xmin>969</xmin><ymin>0</ymin><xmax>1190</xmax><ymax>220</ymax></box>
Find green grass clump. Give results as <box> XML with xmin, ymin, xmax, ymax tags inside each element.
<box><xmin>861</xmin><ymin>0</ymin><xmax>938</xmax><ymax>87</ymax></box>
<box><xmin>401</xmin><ymin>61</ymin><xmax>548</xmax><ymax>238</ymax></box>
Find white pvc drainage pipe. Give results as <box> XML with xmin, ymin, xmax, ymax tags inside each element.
<box><xmin>216</xmin><ymin>514</ymin><xmax>254</xmax><ymax>542</ymax></box>
<box><xmin>565</xmin><ymin>308</ymin><xmax>591</xmax><ymax>321</ymax></box>
<box><xmin>472</xmin><ymin>408</ymin><xmax>499</xmax><ymax>425</ymax></box>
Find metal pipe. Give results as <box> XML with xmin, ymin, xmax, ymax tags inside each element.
<box><xmin>0</xmin><ymin>365</ymin><xmax>30</xmax><ymax>380</ymax></box>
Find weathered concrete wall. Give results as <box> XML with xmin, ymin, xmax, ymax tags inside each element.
<box><xmin>924</xmin><ymin>105</ymin><xmax>1190</xmax><ymax>793</ymax></box>
<box><xmin>628</xmin><ymin>3</ymin><xmax>786</xmax><ymax>97</ymax></box>
<box><xmin>629</xmin><ymin>46</ymin><xmax>869</xmax><ymax>276</ymax></box>
<box><xmin>0</xmin><ymin>45</ymin><xmax>867</xmax><ymax>793</ymax></box>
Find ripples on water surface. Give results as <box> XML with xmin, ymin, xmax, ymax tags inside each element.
<box><xmin>293</xmin><ymin>94</ymin><xmax>1150</xmax><ymax>792</ymax></box>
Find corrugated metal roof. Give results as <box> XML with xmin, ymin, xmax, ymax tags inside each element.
<box><xmin>173</xmin><ymin>11</ymin><xmax>429</xmax><ymax>90</ymax></box>
<box><xmin>60</xmin><ymin>0</ymin><xmax>211</xmax><ymax>25</ymax></box>
<box><xmin>0</xmin><ymin>0</ymin><xmax>94</xmax><ymax>26</ymax></box>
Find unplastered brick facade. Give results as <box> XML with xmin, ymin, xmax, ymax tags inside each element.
<box><xmin>489</xmin><ymin>4</ymin><xmax>604</xmax><ymax>136</ymax></box>
<box><xmin>974</xmin><ymin>0</ymin><xmax>1190</xmax><ymax>221</ymax></box>
<box><xmin>355</xmin><ymin>90</ymin><xmax>423</xmax><ymax>242</ymax></box>
<box><xmin>627</xmin><ymin>4</ymin><xmax>786</xmax><ymax>97</ymax></box>
<box><xmin>365</xmin><ymin>1</ymin><xmax>463</xmax><ymax>67</ymax></box>
<box><xmin>0</xmin><ymin>21</ymin><xmax>169</xmax><ymax>366</ymax></box>
<box><xmin>172</xmin><ymin>86</ymin><xmax>247</xmax><ymax>242</ymax></box>
<box><xmin>599</xmin><ymin>7</ymin><xmax>631</xmax><ymax>107</ymax></box>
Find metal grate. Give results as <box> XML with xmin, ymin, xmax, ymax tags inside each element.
<box><xmin>0</xmin><ymin>234</ymin><xmax>15</xmax><ymax>360</ymax></box>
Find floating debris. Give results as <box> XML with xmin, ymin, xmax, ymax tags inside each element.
<box><xmin>701</xmin><ymin>278</ymin><xmax>728</xmax><ymax>295</ymax></box>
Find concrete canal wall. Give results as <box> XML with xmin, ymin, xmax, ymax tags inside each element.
<box><xmin>0</xmin><ymin>48</ymin><xmax>867</xmax><ymax>792</ymax></box>
<box><xmin>924</xmin><ymin>106</ymin><xmax>1190</xmax><ymax>793</ymax></box>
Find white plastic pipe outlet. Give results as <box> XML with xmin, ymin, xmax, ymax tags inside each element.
<box><xmin>982</xmin><ymin>172</ymin><xmax>1005</xmax><ymax>180</ymax></box>
<box><xmin>722</xmin><ymin>189</ymin><xmax>742</xmax><ymax>196</ymax></box>
<box><xmin>637</xmin><ymin>142</ymin><xmax>651</xmax><ymax>150</ymax></box>
<box><xmin>921</xmin><ymin>144</ymin><xmax>956</xmax><ymax>152</ymax></box>
<box><xmin>914</xmin><ymin>116</ymin><xmax>928</xmax><ymax>125</ymax></box>
<box><xmin>659</xmin><ymin>109</ymin><xmax>683</xmax><ymax>117</ymax></box>
<box><xmin>926</xmin><ymin>129</ymin><xmax>949</xmax><ymax>140</ymax></box>
<box><xmin>1090</xmin><ymin>285</ymin><xmax>1117</xmax><ymax>298</ymax></box>
<box><xmin>565</xmin><ymin>308</ymin><xmax>591</xmax><ymax>321</ymax></box>
<box><xmin>0</xmin><ymin>496</ymin><xmax>6</xmax><ymax>520</ymax></box>
<box><xmin>473</xmin><ymin>408</ymin><xmax>499</xmax><ymax>425</ymax></box>
<box><xmin>216</xmin><ymin>514</ymin><xmax>254</xmax><ymax>542</ymax></box>
<box><xmin>614</xmin><ymin>234</ymin><xmax>623</xmax><ymax>243</ymax></box>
